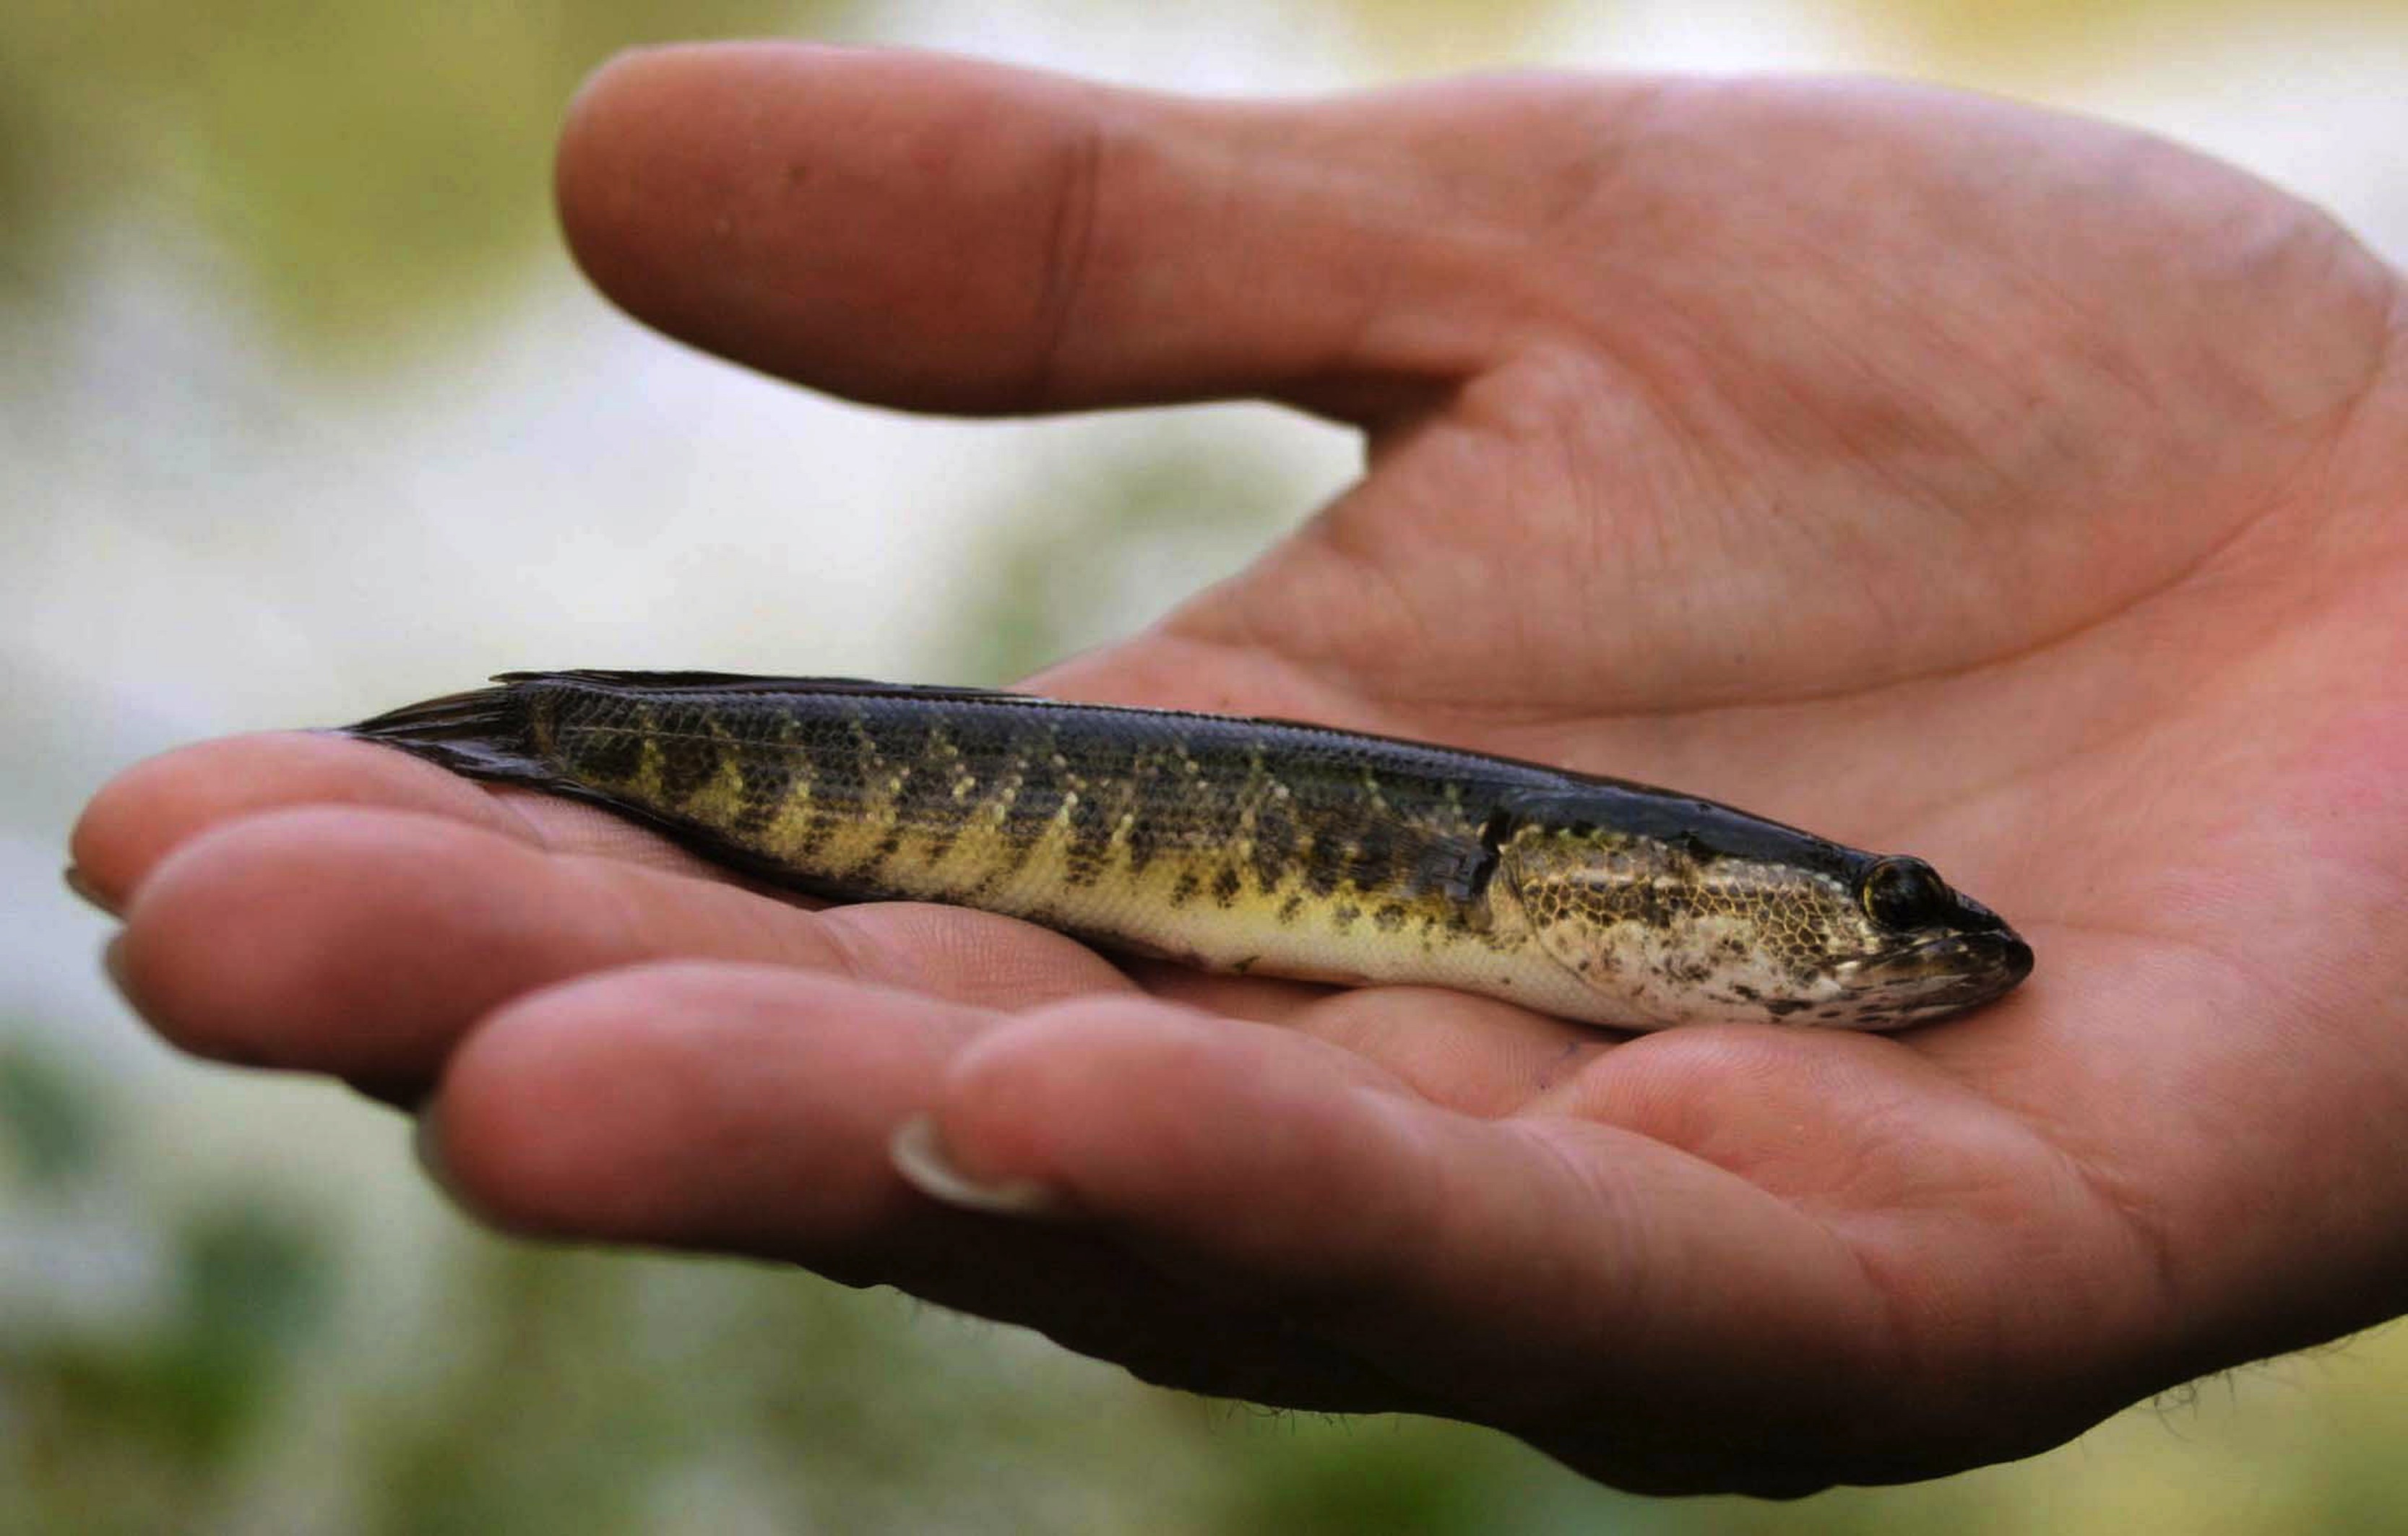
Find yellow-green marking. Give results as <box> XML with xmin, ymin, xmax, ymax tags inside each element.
<box><xmin>342</xmin><ymin>670</ymin><xmax>2033</xmax><ymax>1031</ymax></box>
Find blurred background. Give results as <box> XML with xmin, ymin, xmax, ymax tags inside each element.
<box><xmin>5</xmin><ymin>1</ymin><xmax>2404</xmax><ymax>1530</ymax></box>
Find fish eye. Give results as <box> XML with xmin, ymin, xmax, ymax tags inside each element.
<box><xmin>1860</xmin><ymin>857</ymin><xmax>1952</xmax><ymax>930</ymax></box>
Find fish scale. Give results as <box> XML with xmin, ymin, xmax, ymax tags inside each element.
<box><xmin>338</xmin><ymin>670</ymin><xmax>2033</xmax><ymax>1031</ymax></box>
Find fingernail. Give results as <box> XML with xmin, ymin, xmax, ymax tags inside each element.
<box><xmin>64</xmin><ymin>865</ymin><xmax>118</xmax><ymax>918</ymax></box>
<box><xmin>889</xmin><ymin>1113</ymin><xmax>1077</xmax><ymax>1220</ymax></box>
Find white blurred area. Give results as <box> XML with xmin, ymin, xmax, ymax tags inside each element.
<box><xmin>5</xmin><ymin>0</ymin><xmax>2404</xmax><ymax>1528</ymax></box>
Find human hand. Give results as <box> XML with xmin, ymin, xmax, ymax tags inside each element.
<box><xmin>73</xmin><ymin>45</ymin><xmax>2407</xmax><ymax>1494</ymax></box>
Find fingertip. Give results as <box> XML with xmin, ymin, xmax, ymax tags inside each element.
<box><xmin>556</xmin><ymin>40</ymin><xmax>750</xmax><ymax>257</ymax></box>
<box><xmin>929</xmin><ymin>999</ymin><xmax>1235</xmax><ymax>1197</ymax></box>
<box><xmin>103</xmin><ymin>803</ymin><xmax>603</xmax><ymax>1079</ymax></box>
<box><xmin>923</xmin><ymin>1000</ymin><xmax>1415</xmax><ymax>1277</ymax></box>
<box><xmin>105</xmin><ymin>808</ymin><xmax>398</xmax><ymax>1069</ymax></box>
<box><xmin>553</xmin><ymin>40</ymin><xmax>1110</xmax><ymax>410</ymax></box>
<box><xmin>888</xmin><ymin>1113</ymin><xmax>1079</xmax><ymax>1220</ymax></box>
<box><xmin>562</xmin><ymin>39</ymin><xmax>865</xmax><ymax>137</ymax></box>
<box><xmin>433</xmin><ymin>963</ymin><xmax>988</xmax><ymax>1247</ymax></box>
<box><xmin>64</xmin><ymin>863</ymin><xmax>116</xmax><ymax>918</ymax></box>
<box><xmin>69</xmin><ymin>730</ymin><xmax>524</xmax><ymax>912</ymax></box>
<box><xmin>67</xmin><ymin>734</ymin><xmax>269</xmax><ymax>912</ymax></box>
<box><xmin>555</xmin><ymin>40</ymin><xmax>774</xmax><ymax>378</ymax></box>
<box><xmin>426</xmin><ymin>975</ymin><xmax>691</xmax><ymax>1238</ymax></box>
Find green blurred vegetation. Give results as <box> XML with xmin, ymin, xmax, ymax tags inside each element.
<box><xmin>3</xmin><ymin>1044</ymin><xmax>333</xmax><ymax>1533</ymax></box>
<box><xmin>0</xmin><ymin>1046</ymin><xmax>1612</xmax><ymax>1535</ymax></box>
<box><xmin>1324</xmin><ymin>0</ymin><xmax>1560</xmax><ymax>72</ymax></box>
<box><xmin>0</xmin><ymin>0</ymin><xmax>832</xmax><ymax>362</ymax></box>
<box><xmin>1855</xmin><ymin>0</ymin><xmax>2379</xmax><ymax>74</ymax></box>
<box><xmin>0</xmin><ymin>1042</ymin><xmax>105</xmax><ymax>1189</ymax></box>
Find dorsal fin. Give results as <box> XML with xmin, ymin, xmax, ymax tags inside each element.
<box><xmin>490</xmin><ymin>670</ymin><xmax>1035</xmax><ymax>704</ymax></box>
<box><xmin>1490</xmin><ymin>785</ymin><xmax>1863</xmax><ymax>873</ymax></box>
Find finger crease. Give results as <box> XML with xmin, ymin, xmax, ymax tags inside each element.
<box><xmin>1027</xmin><ymin>108</ymin><xmax>1108</xmax><ymax>408</ymax></box>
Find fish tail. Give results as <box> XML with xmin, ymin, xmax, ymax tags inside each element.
<box><xmin>336</xmin><ymin>681</ymin><xmax>551</xmax><ymax>785</ymax></box>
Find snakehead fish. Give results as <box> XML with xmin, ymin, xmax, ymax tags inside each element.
<box><xmin>340</xmin><ymin>671</ymin><xmax>2032</xmax><ymax>1032</ymax></box>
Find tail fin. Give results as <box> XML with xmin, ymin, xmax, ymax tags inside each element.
<box><xmin>337</xmin><ymin>682</ymin><xmax>548</xmax><ymax>784</ymax></box>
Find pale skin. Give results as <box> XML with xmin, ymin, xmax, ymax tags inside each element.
<box><xmin>69</xmin><ymin>44</ymin><xmax>2408</xmax><ymax>1496</ymax></box>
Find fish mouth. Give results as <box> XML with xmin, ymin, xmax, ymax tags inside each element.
<box><xmin>1848</xmin><ymin>926</ymin><xmax>2035</xmax><ymax>1019</ymax></box>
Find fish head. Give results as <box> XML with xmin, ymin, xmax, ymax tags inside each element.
<box><xmin>1497</xmin><ymin>819</ymin><xmax>2032</xmax><ymax>1031</ymax></box>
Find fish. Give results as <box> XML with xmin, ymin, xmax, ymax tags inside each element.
<box><xmin>337</xmin><ymin>670</ymin><xmax>2033</xmax><ymax>1031</ymax></box>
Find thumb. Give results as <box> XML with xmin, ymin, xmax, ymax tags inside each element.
<box><xmin>555</xmin><ymin>43</ymin><xmax>1519</xmax><ymax>420</ymax></box>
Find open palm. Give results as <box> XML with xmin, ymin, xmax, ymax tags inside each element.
<box><xmin>75</xmin><ymin>46</ymin><xmax>2408</xmax><ymax>1494</ymax></box>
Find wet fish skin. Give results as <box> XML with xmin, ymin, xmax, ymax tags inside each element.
<box><xmin>339</xmin><ymin>670</ymin><xmax>2033</xmax><ymax>1032</ymax></box>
